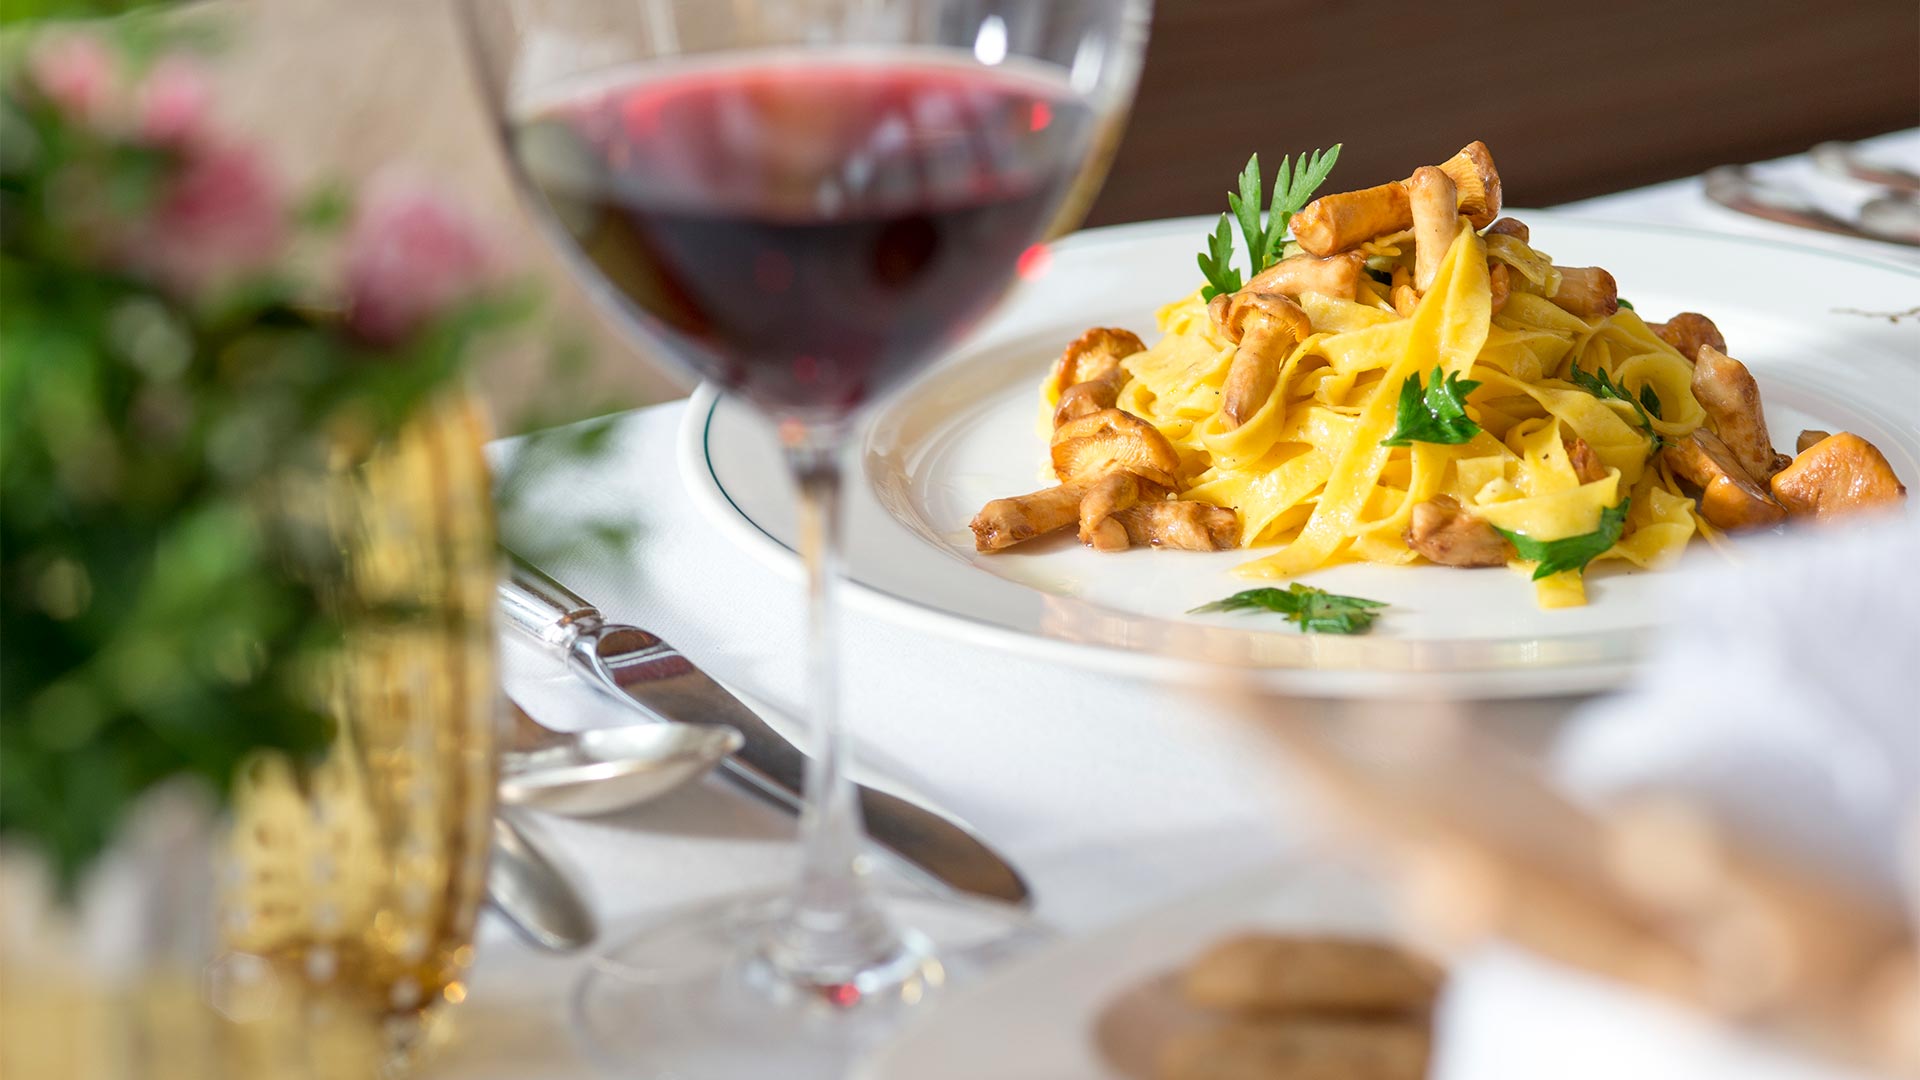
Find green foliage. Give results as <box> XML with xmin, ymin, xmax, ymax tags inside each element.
<box><xmin>0</xmin><ymin>29</ymin><xmax>536</xmax><ymax>890</ymax></box>
<box><xmin>1196</xmin><ymin>145</ymin><xmax>1342</xmax><ymax>301</ymax></box>
<box><xmin>1495</xmin><ymin>498</ymin><xmax>1632</xmax><ymax>580</ymax></box>
<box><xmin>1190</xmin><ymin>583</ymin><xmax>1388</xmax><ymax>635</ymax></box>
<box><xmin>1197</xmin><ymin>213</ymin><xmax>1242</xmax><ymax>302</ymax></box>
<box><xmin>1380</xmin><ymin>366</ymin><xmax>1482</xmax><ymax>446</ymax></box>
<box><xmin>1569</xmin><ymin>360</ymin><xmax>1660</xmax><ymax>445</ymax></box>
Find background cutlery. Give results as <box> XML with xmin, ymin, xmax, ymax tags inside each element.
<box><xmin>499</xmin><ymin>555</ymin><xmax>1033</xmax><ymax>908</ymax></box>
<box><xmin>487</xmin><ymin>812</ymin><xmax>597</xmax><ymax>952</ymax></box>
<box><xmin>1811</xmin><ymin>140</ymin><xmax>1920</xmax><ymax>194</ymax></box>
<box><xmin>500</xmin><ymin>698</ymin><xmax>741</xmax><ymax>817</ymax></box>
<box><xmin>1704</xmin><ymin>165</ymin><xmax>1920</xmax><ymax>246</ymax></box>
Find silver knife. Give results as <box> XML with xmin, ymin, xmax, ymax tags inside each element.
<box><xmin>498</xmin><ymin>555</ymin><xmax>1032</xmax><ymax>908</ymax></box>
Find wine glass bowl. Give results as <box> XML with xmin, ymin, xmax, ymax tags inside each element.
<box><xmin>470</xmin><ymin>0</ymin><xmax>1146</xmax><ymax>420</ymax></box>
<box><xmin>461</xmin><ymin>2</ymin><xmax>1148</xmax><ymax>1076</ymax></box>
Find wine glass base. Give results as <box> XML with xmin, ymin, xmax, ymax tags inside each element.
<box><xmin>572</xmin><ymin>888</ymin><xmax>1042</xmax><ymax>1080</ymax></box>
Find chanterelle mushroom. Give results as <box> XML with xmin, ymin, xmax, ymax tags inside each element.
<box><xmin>1691</xmin><ymin>345</ymin><xmax>1779</xmax><ymax>483</ymax></box>
<box><xmin>1547</xmin><ymin>266</ymin><xmax>1619</xmax><ymax>320</ymax></box>
<box><xmin>970</xmin><ymin>481</ymin><xmax>1090</xmax><ymax>552</ymax></box>
<box><xmin>1566</xmin><ymin>435</ymin><xmax>1608</xmax><ymax>485</ymax></box>
<box><xmin>1215</xmin><ymin>292</ymin><xmax>1313</xmax><ymax>428</ymax></box>
<box><xmin>1770</xmin><ymin>432</ymin><xmax>1907</xmax><ymax>522</ymax></box>
<box><xmin>1484</xmin><ymin>216</ymin><xmax>1529</xmax><ymax>243</ymax></box>
<box><xmin>1403</xmin><ymin>495</ymin><xmax>1512</xmax><ymax>567</ymax></box>
<box><xmin>1050</xmin><ymin>408</ymin><xmax>1181</xmax><ymax>486</ymax></box>
<box><xmin>1079</xmin><ymin>470</ymin><xmax>1174</xmax><ymax>552</ymax></box>
<box><xmin>1662</xmin><ymin>429</ymin><xmax>1786</xmax><ymax>531</ymax></box>
<box><xmin>1114</xmin><ymin>500</ymin><xmax>1239</xmax><ymax>551</ymax></box>
<box><xmin>972</xmin><ymin>407</ymin><xmax>1182</xmax><ymax>553</ymax></box>
<box><xmin>1651</xmin><ymin>312</ymin><xmax>1726</xmax><ymax>361</ymax></box>
<box><xmin>1046</xmin><ymin>327</ymin><xmax>1145</xmax><ymax>428</ymax></box>
<box><xmin>1407</xmin><ymin>166</ymin><xmax>1458</xmax><ymax>294</ymax></box>
<box><xmin>1243</xmin><ymin>251</ymin><xmax>1366</xmax><ymax>301</ymax></box>
<box><xmin>1291</xmin><ymin>141</ymin><xmax>1501</xmax><ymax>256</ymax></box>
<box><xmin>1488</xmin><ymin>262</ymin><xmax>1511</xmax><ymax>315</ymax></box>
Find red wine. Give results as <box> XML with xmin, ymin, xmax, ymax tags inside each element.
<box><xmin>513</xmin><ymin>58</ymin><xmax>1092</xmax><ymax>416</ymax></box>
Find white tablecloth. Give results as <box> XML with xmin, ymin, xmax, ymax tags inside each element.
<box><xmin>428</xmin><ymin>130</ymin><xmax>1920</xmax><ymax>1078</ymax></box>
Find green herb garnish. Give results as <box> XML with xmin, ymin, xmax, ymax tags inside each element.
<box><xmin>1494</xmin><ymin>498</ymin><xmax>1632</xmax><ymax>580</ymax></box>
<box><xmin>1569</xmin><ymin>361</ymin><xmax>1661</xmax><ymax>444</ymax></box>
<box><xmin>1380</xmin><ymin>366</ymin><xmax>1483</xmax><ymax>446</ymax></box>
<box><xmin>1197</xmin><ymin>145</ymin><xmax>1343</xmax><ymax>300</ymax></box>
<box><xmin>1197</xmin><ymin>214</ymin><xmax>1243</xmax><ymax>300</ymax></box>
<box><xmin>1616</xmin><ymin>298</ymin><xmax>1635</xmax><ymax>311</ymax></box>
<box><xmin>1190</xmin><ymin>584</ymin><xmax>1388</xmax><ymax>635</ymax></box>
<box><xmin>1638</xmin><ymin>383</ymin><xmax>1662</xmax><ymax>420</ymax></box>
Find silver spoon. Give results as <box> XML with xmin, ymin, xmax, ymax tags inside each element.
<box><xmin>1703</xmin><ymin>165</ymin><xmax>1920</xmax><ymax>247</ymax></box>
<box><xmin>499</xmin><ymin>699</ymin><xmax>742</xmax><ymax>817</ymax></box>
<box><xmin>488</xmin><ymin>812</ymin><xmax>597</xmax><ymax>951</ymax></box>
<box><xmin>1810</xmin><ymin>140</ymin><xmax>1920</xmax><ymax>194</ymax></box>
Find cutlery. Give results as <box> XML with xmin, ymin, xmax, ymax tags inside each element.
<box><xmin>1703</xmin><ymin>166</ymin><xmax>1920</xmax><ymax>247</ymax></box>
<box><xmin>487</xmin><ymin>812</ymin><xmax>597</xmax><ymax>952</ymax></box>
<box><xmin>500</xmin><ymin>698</ymin><xmax>742</xmax><ymax>817</ymax></box>
<box><xmin>1810</xmin><ymin>140</ymin><xmax>1920</xmax><ymax>194</ymax></box>
<box><xmin>498</xmin><ymin>555</ymin><xmax>1033</xmax><ymax>908</ymax></box>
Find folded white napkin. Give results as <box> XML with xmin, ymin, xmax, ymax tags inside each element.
<box><xmin>1554</xmin><ymin>509</ymin><xmax>1920</xmax><ymax>906</ymax></box>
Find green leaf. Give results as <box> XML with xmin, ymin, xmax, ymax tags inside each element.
<box><xmin>1380</xmin><ymin>366</ymin><xmax>1482</xmax><ymax>446</ymax></box>
<box><xmin>1569</xmin><ymin>361</ymin><xmax>1659</xmax><ymax>442</ymax></box>
<box><xmin>294</xmin><ymin>182</ymin><xmax>353</xmax><ymax>232</ymax></box>
<box><xmin>1616</xmin><ymin>298</ymin><xmax>1634</xmax><ymax>311</ymax></box>
<box><xmin>1279</xmin><ymin>143</ymin><xmax>1343</xmax><ymax>219</ymax></box>
<box><xmin>1228</xmin><ymin>154</ymin><xmax>1267</xmax><ymax>273</ymax></box>
<box><xmin>1197</xmin><ymin>213</ymin><xmax>1243</xmax><ymax>301</ymax></box>
<box><xmin>1638</xmin><ymin>383</ymin><xmax>1663</xmax><ymax>420</ymax></box>
<box><xmin>1190</xmin><ymin>583</ymin><xmax>1388</xmax><ymax>635</ymax></box>
<box><xmin>1197</xmin><ymin>144</ymin><xmax>1342</xmax><ymax>296</ymax></box>
<box><xmin>1495</xmin><ymin>498</ymin><xmax>1632</xmax><ymax>580</ymax></box>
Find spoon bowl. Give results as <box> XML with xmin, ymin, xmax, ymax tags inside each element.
<box><xmin>501</xmin><ymin>720</ymin><xmax>744</xmax><ymax>816</ymax></box>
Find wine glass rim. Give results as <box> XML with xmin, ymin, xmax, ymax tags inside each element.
<box><xmin>500</xmin><ymin>44</ymin><xmax>1090</xmax><ymax>118</ymax></box>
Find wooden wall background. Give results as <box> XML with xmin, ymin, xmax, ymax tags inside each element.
<box><xmin>1085</xmin><ymin>0</ymin><xmax>1920</xmax><ymax>224</ymax></box>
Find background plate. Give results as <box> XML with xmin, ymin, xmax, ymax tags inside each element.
<box><xmin>682</xmin><ymin>213</ymin><xmax>1920</xmax><ymax>697</ymax></box>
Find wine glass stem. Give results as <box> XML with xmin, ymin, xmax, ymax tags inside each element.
<box><xmin>770</xmin><ymin>424</ymin><xmax>903</xmax><ymax>985</ymax></box>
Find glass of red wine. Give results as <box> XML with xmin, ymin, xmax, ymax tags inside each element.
<box><xmin>460</xmin><ymin>1</ymin><xmax>1148</xmax><ymax>1074</ymax></box>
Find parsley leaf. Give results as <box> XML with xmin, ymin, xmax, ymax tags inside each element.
<box><xmin>1617</xmin><ymin>298</ymin><xmax>1635</xmax><ymax>311</ymax></box>
<box><xmin>1569</xmin><ymin>361</ymin><xmax>1660</xmax><ymax>444</ymax></box>
<box><xmin>1196</xmin><ymin>145</ymin><xmax>1342</xmax><ymax>301</ymax></box>
<box><xmin>1229</xmin><ymin>155</ymin><xmax>1270</xmax><ymax>275</ymax></box>
<box><xmin>1494</xmin><ymin>498</ymin><xmax>1632</xmax><ymax>580</ymax></box>
<box><xmin>1380</xmin><ymin>366</ymin><xmax>1483</xmax><ymax>446</ymax></box>
<box><xmin>1198</xmin><ymin>213</ymin><xmax>1243</xmax><ymax>301</ymax></box>
<box><xmin>1190</xmin><ymin>583</ymin><xmax>1388</xmax><ymax>635</ymax></box>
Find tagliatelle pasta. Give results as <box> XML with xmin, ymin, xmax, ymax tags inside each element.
<box><xmin>1054</xmin><ymin>224</ymin><xmax>1704</xmax><ymax>608</ymax></box>
<box><xmin>976</xmin><ymin>142</ymin><xmax>1906</xmax><ymax>616</ymax></box>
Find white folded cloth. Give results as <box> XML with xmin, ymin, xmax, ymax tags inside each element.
<box><xmin>1555</xmin><ymin>509</ymin><xmax>1920</xmax><ymax>907</ymax></box>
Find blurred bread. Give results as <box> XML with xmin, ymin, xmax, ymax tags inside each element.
<box><xmin>1183</xmin><ymin>933</ymin><xmax>1442</xmax><ymax>1015</ymax></box>
<box><xmin>1157</xmin><ymin>1017</ymin><xmax>1430</xmax><ymax>1080</ymax></box>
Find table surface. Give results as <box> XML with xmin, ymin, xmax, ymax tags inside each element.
<box><xmin>426</xmin><ymin>131</ymin><xmax>1919</xmax><ymax>1079</ymax></box>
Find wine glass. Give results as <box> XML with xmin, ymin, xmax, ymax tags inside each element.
<box><xmin>458</xmin><ymin>1</ymin><xmax>1149</xmax><ymax>1075</ymax></box>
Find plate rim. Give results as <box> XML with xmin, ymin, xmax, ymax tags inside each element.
<box><xmin>678</xmin><ymin>213</ymin><xmax>1918</xmax><ymax>699</ymax></box>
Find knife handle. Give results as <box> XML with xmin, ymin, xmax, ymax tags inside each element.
<box><xmin>501</xmin><ymin>553</ymin><xmax>604</xmax><ymax>647</ymax></box>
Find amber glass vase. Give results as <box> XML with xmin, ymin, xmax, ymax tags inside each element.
<box><xmin>0</xmin><ymin>394</ymin><xmax>500</xmax><ymax>1080</ymax></box>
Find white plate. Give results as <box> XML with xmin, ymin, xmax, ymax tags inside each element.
<box><xmin>852</xmin><ymin>861</ymin><xmax>1878</xmax><ymax>1080</ymax></box>
<box><xmin>682</xmin><ymin>213</ymin><xmax>1920</xmax><ymax>697</ymax></box>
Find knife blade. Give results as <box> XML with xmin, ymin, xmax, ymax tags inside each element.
<box><xmin>498</xmin><ymin>555</ymin><xmax>1032</xmax><ymax>908</ymax></box>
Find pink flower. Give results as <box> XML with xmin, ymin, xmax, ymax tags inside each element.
<box><xmin>134</xmin><ymin>142</ymin><xmax>286</xmax><ymax>293</ymax></box>
<box><xmin>27</xmin><ymin>33</ymin><xmax>116</xmax><ymax>123</ymax></box>
<box><xmin>135</xmin><ymin>57</ymin><xmax>211</xmax><ymax>147</ymax></box>
<box><xmin>343</xmin><ymin>179</ymin><xmax>499</xmax><ymax>346</ymax></box>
